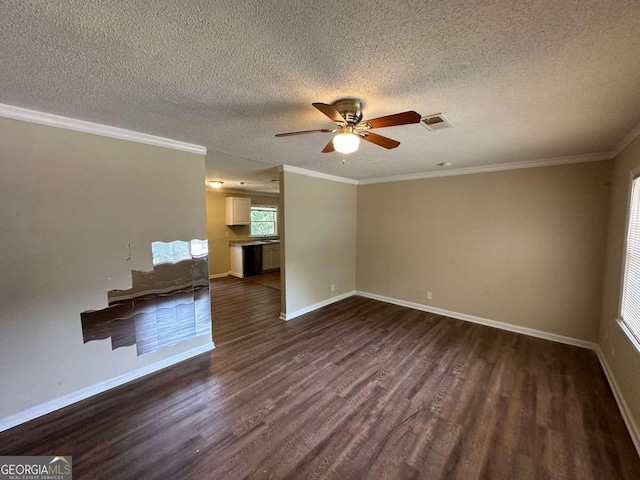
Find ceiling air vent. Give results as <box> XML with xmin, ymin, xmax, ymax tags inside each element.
<box><xmin>421</xmin><ymin>113</ymin><xmax>454</xmax><ymax>132</ymax></box>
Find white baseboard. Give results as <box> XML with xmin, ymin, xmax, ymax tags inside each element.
<box><xmin>228</xmin><ymin>271</ymin><xmax>243</xmax><ymax>279</ymax></box>
<box><xmin>281</xmin><ymin>291</ymin><xmax>356</xmax><ymax>321</ymax></box>
<box><xmin>355</xmin><ymin>291</ymin><xmax>597</xmax><ymax>350</ymax></box>
<box><xmin>209</xmin><ymin>273</ymin><xmax>229</xmax><ymax>279</ymax></box>
<box><xmin>595</xmin><ymin>346</ymin><xmax>640</xmax><ymax>456</ymax></box>
<box><xmin>0</xmin><ymin>341</ymin><xmax>215</xmax><ymax>433</ymax></box>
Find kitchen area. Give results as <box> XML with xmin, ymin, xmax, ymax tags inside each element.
<box><xmin>229</xmin><ymin>239</ymin><xmax>280</xmax><ymax>278</ymax></box>
<box><xmin>205</xmin><ymin>192</ymin><xmax>281</xmax><ymax>278</ymax></box>
<box><xmin>205</xmin><ymin>189</ymin><xmax>282</xmax><ymax>345</ymax></box>
<box><xmin>225</xmin><ymin>196</ymin><xmax>280</xmax><ymax>279</ymax></box>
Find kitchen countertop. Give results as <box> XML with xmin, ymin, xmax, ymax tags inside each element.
<box><xmin>230</xmin><ymin>240</ymin><xmax>280</xmax><ymax>247</ymax></box>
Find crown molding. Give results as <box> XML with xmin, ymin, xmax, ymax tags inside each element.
<box><xmin>280</xmin><ymin>152</ymin><xmax>613</xmax><ymax>187</ymax></box>
<box><xmin>0</xmin><ymin>103</ymin><xmax>207</xmax><ymax>155</ymax></box>
<box><xmin>357</xmin><ymin>152</ymin><xmax>612</xmax><ymax>185</ymax></box>
<box><xmin>3</xmin><ymin>102</ymin><xmax>635</xmax><ymax>178</ymax></box>
<box><xmin>611</xmin><ymin>121</ymin><xmax>640</xmax><ymax>158</ymax></box>
<box><xmin>279</xmin><ymin>165</ymin><xmax>358</xmax><ymax>185</ymax></box>
<box><xmin>206</xmin><ymin>187</ymin><xmax>280</xmax><ymax>197</ymax></box>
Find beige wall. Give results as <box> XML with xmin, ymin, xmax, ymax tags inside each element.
<box><xmin>599</xmin><ymin>135</ymin><xmax>640</xmax><ymax>431</ymax></box>
<box><xmin>205</xmin><ymin>190</ymin><xmax>279</xmax><ymax>276</ymax></box>
<box><xmin>357</xmin><ymin>161</ymin><xmax>611</xmax><ymax>341</ymax></box>
<box><xmin>282</xmin><ymin>172</ymin><xmax>357</xmax><ymax>314</ymax></box>
<box><xmin>0</xmin><ymin>117</ymin><xmax>209</xmax><ymax>422</ymax></box>
<box><xmin>279</xmin><ymin>169</ymin><xmax>287</xmax><ymax>310</ymax></box>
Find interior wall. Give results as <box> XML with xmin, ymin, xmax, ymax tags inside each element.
<box><xmin>599</xmin><ymin>135</ymin><xmax>640</xmax><ymax>431</ymax></box>
<box><xmin>0</xmin><ymin>117</ymin><xmax>209</xmax><ymax>422</ymax></box>
<box><xmin>279</xmin><ymin>169</ymin><xmax>287</xmax><ymax>311</ymax></box>
<box><xmin>282</xmin><ymin>172</ymin><xmax>357</xmax><ymax>314</ymax></box>
<box><xmin>356</xmin><ymin>161</ymin><xmax>612</xmax><ymax>341</ymax></box>
<box><xmin>205</xmin><ymin>190</ymin><xmax>279</xmax><ymax>276</ymax></box>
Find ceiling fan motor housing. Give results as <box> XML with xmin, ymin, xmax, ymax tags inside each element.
<box><xmin>332</xmin><ymin>98</ymin><xmax>364</xmax><ymax>126</ymax></box>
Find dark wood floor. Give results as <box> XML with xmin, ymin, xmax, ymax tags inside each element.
<box><xmin>1</xmin><ymin>293</ymin><xmax>639</xmax><ymax>479</ymax></box>
<box><xmin>245</xmin><ymin>271</ymin><xmax>281</xmax><ymax>291</ymax></box>
<box><xmin>210</xmin><ymin>272</ymin><xmax>282</xmax><ymax>346</ymax></box>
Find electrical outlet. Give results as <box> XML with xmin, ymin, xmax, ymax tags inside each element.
<box><xmin>225</xmin><ymin>231</ymin><xmax>229</xmax><ymax>237</ymax></box>
<box><xmin>426</xmin><ymin>291</ymin><xmax>432</xmax><ymax>300</ymax></box>
<box><xmin>331</xmin><ymin>284</ymin><xmax>335</xmax><ymax>292</ymax></box>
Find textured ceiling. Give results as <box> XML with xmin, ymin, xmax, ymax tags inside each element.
<box><xmin>2</xmin><ymin>0</ymin><xmax>640</xmax><ymax>192</ymax></box>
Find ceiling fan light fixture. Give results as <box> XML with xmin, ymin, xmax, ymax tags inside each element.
<box><xmin>333</xmin><ymin>132</ymin><xmax>360</xmax><ymax>154</ymax></box>
<box><xmin>275</xmin><ymin>99</ymin><xmax>420</xmax><ymax>153</ymax></box>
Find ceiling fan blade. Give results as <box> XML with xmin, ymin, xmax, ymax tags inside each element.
<box><xmin>322</xmin><ymin>139</ymin><xmax>335</xmax><ymax>153</ymax></box>
<box><xmin>362</xmin><ymin>111</ymin><xmax>421</xmax><ymax>129</ymax></box>
<box><xmin>360</xmin><ymin>131</ymin><xmax>400</xmax><ymax>149</ymax></box>
<box><xmin>275</xmin><ymin>129</ymin><xmax>334</xmax><ymax>137</ymax></box>
<box><xmin>312</xmin><ymin>103</ymin><xmax>346</xmax><ymax>123</ymax></box>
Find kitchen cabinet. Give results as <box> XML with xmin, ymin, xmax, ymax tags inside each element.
<box><xmin>230</xmin><ymin>242</ymin><xmax>280</xmax><ymax>277</ymax></box>
<box><xmin>229</xmin><ymin>244</ymin><xmax>263</xmax><ymax>277</ymax></box>
<box><xmin>262</xmin><ymin>244</ymin><xmax>280</xmax><ymax>271</ymax></box>
<box><xmin>226</xmin><ymin>197</ymin><xmax>251</xmax><ymax>226</ymax></box>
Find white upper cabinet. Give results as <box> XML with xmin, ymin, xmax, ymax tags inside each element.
<box><xmin>225</xmin><ymin>197</ymin><xmax>251</xmax><ymax>225</ymax></box>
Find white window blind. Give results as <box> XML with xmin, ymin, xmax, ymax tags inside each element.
<box><xmin>620</xmin><ymin>176</ymin><xmax>640</xmax><ymax>346</ymax></box>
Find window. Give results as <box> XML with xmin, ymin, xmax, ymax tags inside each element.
<box><xmin>152</xmin><ymin>239</ymin><xmax>208</xmax><ymax>265</ymax></box>
<box><xmin>189</xmin><ymin>239</ymin><xmax>209</xmax><ymax>258</ymax></box>
<box><xmin>620</xmin><ymin>175</ymin><xmax>640</xmax><ymax>350</ymax></box>
<box><xmin>250</xmin><ymin>205</ymin><xmax>277</xmax><ymax>236</ymax></box>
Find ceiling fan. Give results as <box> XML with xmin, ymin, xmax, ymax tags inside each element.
<box><xmin>275</xmin><ymin>98</ymin><xmax>421</xmax><ymax>154</ymax></box>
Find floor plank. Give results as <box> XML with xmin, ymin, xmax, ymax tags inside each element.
<box><xmin>1</xmin><ymin>293</ymin><xmax>638</xmax><ymax>479</ymax></box>
<box><xmin>210</xmin><ymin>273</ymin><xmax>282</xmax><ymax>346</ymax></box>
